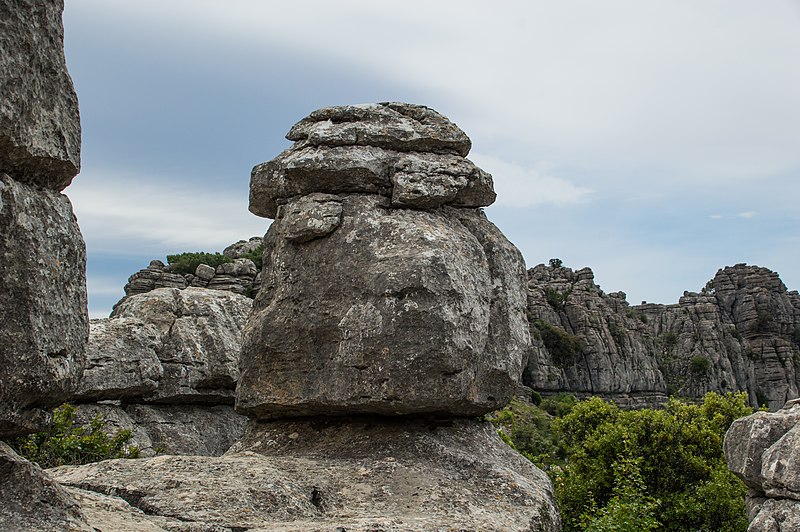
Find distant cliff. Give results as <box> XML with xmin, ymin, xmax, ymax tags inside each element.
<box><xmin>525</xmin><ymin>262</ymin><xmax>800</xmax><ymax>410</ymax></box>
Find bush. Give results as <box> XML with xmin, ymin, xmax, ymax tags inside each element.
<box><xmin>166</xmin><ymin>251</ymin><xmax>232</xmax><ymax>276</ymax></box>
<box><xmin>545</xmin><ymin>288</ymin><xmax>571</xmax><ymax>311</ymax></box>
<box><xmin>541</xmin><ymin>393</ymin><xmax>578</xmax><ymax>418</ymax></box>
<box><xmin>489</xmin><ymin>398</ymin><xmax>565</xmax><ymax>471</ymax></box>
<box><xmin>549</xmin><ymin>258</ymin><xmax>563</xmax><ymax>269</ymax></box>
<box><xmin>12</xmin><ymin>404</ymin><xmax>139</xmax><ymax>468</ymax></box>
<box><xmin>552</xmin><ymin>392</ymin><xmax>751</xmax><ymax>531</ymax></box>
<box><xmin>690</xmin><ymin>355</ymin><xmax>711</xmax><ymax>374</ymax></box>
<box><xmin>534</xmin><ymin>319</ymin><xmax>584</xmax><ymax>367</ymax></box>
<box><xmin>239</xmin><ymin>244</ymin><xmax>265</xmax><ymax>270</ymax></box>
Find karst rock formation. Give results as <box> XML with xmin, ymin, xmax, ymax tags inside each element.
<box><xmin>526</xmin><ymin>263</ymin><xmax>800</xmax><ymax>410</ymax></box>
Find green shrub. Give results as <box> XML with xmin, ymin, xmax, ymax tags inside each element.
<box><xmin>166</xmin><ymin>251</ymin><xmax>232</xmax><ymax>276</ymax></box>
<box><xmin>549</xmin><ymin>258</ymin><xmax>563</xmax><ymax>269</ymax></box>
<box><xmin>489</xmin><ymin>398</ymin><xmax>564</xmax><ymax>471</ymax></box>
<box><xmin>690</xmin><ymin>355</ymin><xmax>711</xmax><ymax>374</ymax></box>
<box><xmin>541</xmin><ymin>393</ymin><xmax>578</xmax><ymax>418</ymax></box>
<box><xmin>534</xmin><ymin>319</ymin><xmax>584</xmax><ymax>367</ymax></box>
<box><xmin>239</xmin><ymin>244</ymin><xmax>265</xmax><ymax>270</ymax></box>
<box><xmin>12</xmin><ymin>404</ymin><xmax>139</xmax><ymax>468</ymax></box>
<box><xmin>545</xmin><ymin>288</ymin><xmax>571</xmax><ymax>311</ymax></box>
<box><xmin>552</xmin><ymin>392</ymin><xmax>751</xmax><ymax>532</ymax></box>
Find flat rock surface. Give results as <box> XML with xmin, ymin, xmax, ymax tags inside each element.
<box><xmin>0</xmin><ymin>174</ymin><xmax>87</xmax><ymax>437</ymax></box>
<box><xmin>0</xmin><ymin>0</ymin><xmax>81</xmax><ymax>189</ymax></box>
<box><xmin>49</xmin><ymin>418</ymin><xmax>560</xmax><ymax>531</ymax></box>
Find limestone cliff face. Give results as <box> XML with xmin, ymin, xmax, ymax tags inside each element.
<box><xmin>525</xmin><ymin>263</ymin><xmax>800</xmax><ymax>409</ymax></box>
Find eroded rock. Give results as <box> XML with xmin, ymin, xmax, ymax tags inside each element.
<box><xmin>0</xmin><ymin>0</ymin><xmax>81</xmax><ymax>189</ymax></box>
<box><xmin>0</xmin><ymin>174</ymin><xmax>87</xmax><ymax>437</ymax></box>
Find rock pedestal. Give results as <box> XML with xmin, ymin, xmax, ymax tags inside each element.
<box><xmin>238</xmin><ymin>102</ymin><xmax>529</xmax><ymax>419</ymax></box>
<box><xmin>0</xmin><ymin>0</ymin><xmax>87</xmax><ymax>438</ymax></box>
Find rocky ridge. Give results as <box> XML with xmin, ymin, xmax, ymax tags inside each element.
<box><xmin>525</xmin><ymin>262</ymin><xmax>800</xmax><ymax>410</ymax></box>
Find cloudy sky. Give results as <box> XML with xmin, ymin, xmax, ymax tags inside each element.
<box><xmin>61</xmin><ymin>0</ymin><xmax>800</xmax><ymax>317</ymax></box>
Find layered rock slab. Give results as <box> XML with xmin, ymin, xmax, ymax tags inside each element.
<box><xmin>0</xmin><ymin>0</ymin><xmax>81</xmax><ymax>189</ymax></box>
<box><xmin>49</xmin><ymin>419</ymin><xmax>560</xmax><ymax>531</ymax></box>
<box><xmin>0</xmin><ymin>174</ymin><xmax>87</xmax><ymax>437</ymax></box>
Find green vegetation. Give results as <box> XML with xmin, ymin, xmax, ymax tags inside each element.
<box><xmin>166</xmin><ymin>251</ymin><xmax>232</xmax><ymax>275</ymax></box>
<box><xmin>533</xmin><ymin>319</ymin><xmax>584</xmax><ymax>367</ymax></box>
<box><xmin>546</xmin><ymin>287</ymin><xmax>572</xmax><ymax>311</ymax></box>
<box><xmin>12</xmin><ymin>404</ymin><xmax>139</xmax><ymax>468</ymax></box>
<box><xmin>549</xmin><ymin>258</ymin><xmax>564</xmax><ymax>269</ymax></box>
<box><xmin>690</xmin><ymin>355</ymin><xmax>711</xmax><ymax>374</ymax></box>
<box><xmin>492</xmin><ymin>392</ymin><xmax>752</xmax><ymax>532</ymax></box>
<box><xmin>239</xmin><ymin>244</ymin><xmax>265</xmax><ymax>269</ymax></box>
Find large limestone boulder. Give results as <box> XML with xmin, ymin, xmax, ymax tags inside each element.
<box><xmin>238</xmin><ymin>103</ymin><xmax>529</xmax><ymax>419</ymax></box>
<box><xmin>0</xmin><ymin>442</ymin><xmax>92</xmax><ymax>531</ymax></box>
<box><xmin>48</xmin><ymin>418</ymin><xmax>560</xmax><ymax>531</ymax></box>
<box><xmin>725</xmin><ymin>399</ymin><xmax>800</xmax><ymax>530</ymax></box>
<box><xmin>78</xmin><ymin>287</ymin><xmax>252</xmax><ymax>404</ymax></box>
<box><xmin>0</xmin><ymin>174</ymin><xmax>87</xmax><ymax>437</ymax></box>
<box><xmin>0</xmin><ymin>0</ymin><xmax>81</xmax><ymax>190</ymax></box>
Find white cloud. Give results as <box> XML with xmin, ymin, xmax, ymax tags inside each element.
<box><xmin>471</xmin><ymin>153</ymin><xmax>592</xmax><ymax>208</ymax></box>
<box><xmin>737</xmin><ymin>211</ymin><xmax>757</xmax><ymax>219</ymax></box>
<box><xmin>709</xmin><ymin>214</ymin><xmax>724</xmax><ymax>219</ymax></box>
<box><xmin>68</xmin><ymin>168</ymin><xmax>269</xmax><ymax>256</ymax></box>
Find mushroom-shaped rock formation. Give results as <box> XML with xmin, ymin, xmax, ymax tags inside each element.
<box><xmin>237</xmin><ymin>103</ymin><xmax>529</xmax><ymax>419</ymax></box>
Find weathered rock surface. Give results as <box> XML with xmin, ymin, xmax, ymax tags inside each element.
<box><xmin>525</xmin><ymin>263</ymin><xmax>800</xmax><ymax>409</ymax></box>
<box><xmin>223</xmin><ymin>235</ymin><xmax>263</xmax><ymax>258</ymax></box>
<box><xmin>79</xmin><ymin>287</ymin><xmax>252</xmax><ymax>404</ymax></box>
<box><xmin>74</xmin><ymin>404</ymin><xmax>246</xmax><ymax>457</ymax></box>
<box><xmin>0</xmin><ymin>441</ymin><xmax>92</xmax><ymax>531</ymax></box>
<box><xmin>0</xmin><ymin>174</ymin><xmax>87</xmax><ymax>437</ymax></box>
<box><xmin>249</xmin><ymin>103</ymin><xmax>493</xmax><ymax>218</ymax></box>
<box><xmin>49</xmin><ymin>418</ymin><xmax>560</xmax><ymax>531</ymax></box>
<box><xmin>123</xmin><ymin>259</ymin><xmax>187</xmax><ymax>296</ymax></box>
<box><xmin>240</xmin><ymin>103</ymin><xmax>527</xmax><ymax>419</ymax></box>
<box><xmin>0</xmin><ymin>0</ymin><xmax>81</xmax><ymax>190</ymax></box>
<box><xmin>525</xmin><ymin>264</ymin><xmax>667</xmax><ymax>407</ymax></box>
<box><xmin>725</xmin><ymin>399</ymin><xmax>800</xmax><ymax>530</ymax></box>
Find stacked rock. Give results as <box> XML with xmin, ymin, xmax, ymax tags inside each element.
<box><xmin>0</xmin><ymin>0</ymin><xmax>87</xmax><ymax>437</ymax></box>
<box><xmin>238</xmin><ymin>102</ymin><xmax>530</xmax><ymax>418</ymax></box>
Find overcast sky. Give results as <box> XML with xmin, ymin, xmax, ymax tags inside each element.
<box><xmin>61</xmin><ymin>0</ymin><xmax>800</xmax><ymax>318</ymax></box>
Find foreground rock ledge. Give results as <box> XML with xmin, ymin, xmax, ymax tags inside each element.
<box><xmin>49</xmin><ymin>418</ymin><xmax>560</xmax><ymax>531</ymax></box>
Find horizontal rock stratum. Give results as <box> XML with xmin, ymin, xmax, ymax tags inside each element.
<box><xmin>238</xmin><ymin>103</ymin><xmax>530</xmax><ymax>419</ymax></box>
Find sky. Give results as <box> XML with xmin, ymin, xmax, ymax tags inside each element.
<box><xmin>60</xmin><ymin>0</ymin><xmax>800</xmax><ymax>318</ymax></box>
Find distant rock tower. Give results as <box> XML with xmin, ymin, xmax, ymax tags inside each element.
<box><xmin>237</xmin><ymin>102</ymin><xmax>530</xmax><ymax>418</ymax></box>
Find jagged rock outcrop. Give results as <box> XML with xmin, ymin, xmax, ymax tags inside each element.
<box><xmin>239</xmin><ymin>103</ymin><xmax>529</xmax><ymax>419</ymax></box>
<box><xmin>525</xmin><ymin>264</ymin><xmax>667</xmax><ymax>407</ymax></box>
<box><xmin>123</xmin><ymin>259</ymin><xmax>187</xmax><ymax>296</ymax></box>
<box><xmin>0</xmin><ymin>441</ymin><xmax>92</xmax><ymax>531</ymax></box>
<box><xmin>725</xmin><ymin>399</ymin><xmax>800</xmax><ymax>530</ymax></box>
<box><xmin>223</xmin><ymin>235</ymin><xmax>264</xmax><ymax>258</ymax></box>
<box><xmin>49</xmin><ymin>418</ymin><xmax>559</xmax><ymax>531</ymax></box>
<box><xmin>74</xmin><ymin>404</ymin><xmax>246</xmax><ymax>457</ymax></box>
<box><xmin>79</xmin><ymin>287</ymin><xmax>252</xmax><ymax>404</ymax></box>
<box><xmin>0</xmin><ymin>0</ymin><xmax>81</xmax><ymax>189</ymax></box>
<box><xmin>188</xmin><ymin>258</ymin><xmax>258</xmax><ymax>295</ymax></box>
<box><xmin>525</xmin><ymin>263</ymin><xmax>800</xmax><ymax>409</ymax></box>
<box><xmin>0</xmin><ymin>0</ymin><xmax>87</xmax><ymax>439</ymax></box>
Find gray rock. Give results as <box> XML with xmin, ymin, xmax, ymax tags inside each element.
<box><xmin>194</xmin><ymin>263</ymin><xmax>215</xmax><ymax>281</ymax></box>
<box><xmin>123</xmin><ymin>260</ymin><xmax>187</xmax><ymax>297</ymax></box>
<box><xmin>748</xmin><ymin>498</ymin><xmax>800</xmax><ymax>532</ymax></box>
<box><xmin>75</xmin><ymin>318</ymin><xmax>163</xmax><ymax>401</ymax></box>
<box><xmin>49</xmin><ymin>418</ymin><xmax>560</xmax><ymax>531</ymax></box>
<box><xmin>0</xmin><ymin>441</ymin><xmax>92</xmax><ymax>531</ymax></box>
<box><xmin>0</xmin><ymin>174</ymin><xmax>87</xmax><ymax>437</ymax></box>
<box><xmin>0</xmin><ymin>0</ymin><xmax>81</xmax><ymax>190</ymax></box>
<box><xmin>287</xmin><ymin>102</ymin><xmax>471</xmax><ymax>156</ymax></box>
<box><xmin>249</xmin><ymin>103</ymin><xmax>491</xmax><ymax>219</ymax></box>
<box><xmin>222</xmin><ymin>235</ymin><xmax>263</xmax><ymax>258</ymax></box>
<box><xmin>106</xmin><ymin>288</ymin><xmax>251</xmax><ymax>404</ymax></box>
<box><xmin>524</xmin><ymin>264</ymin><xmax>667</xmax><ymax>407</ymax></box>
<box><xmin>74</xmin><ymin>404</ymin><xmax>247</xmax><ymax>457</ymax></box>
<box><xmin>725</xmin><ymin>399</ymin><xmax>800</xmax><ymax>529</ymax></box>
<box><xmin>238</xmin><ymin>195</ymin><xmax>528</xmax><ymax>419</ymax></box>
<box><xmin>280</xmin><ymin>192</ymin><xmax>342</xmax><ymax>242</ymax></box>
